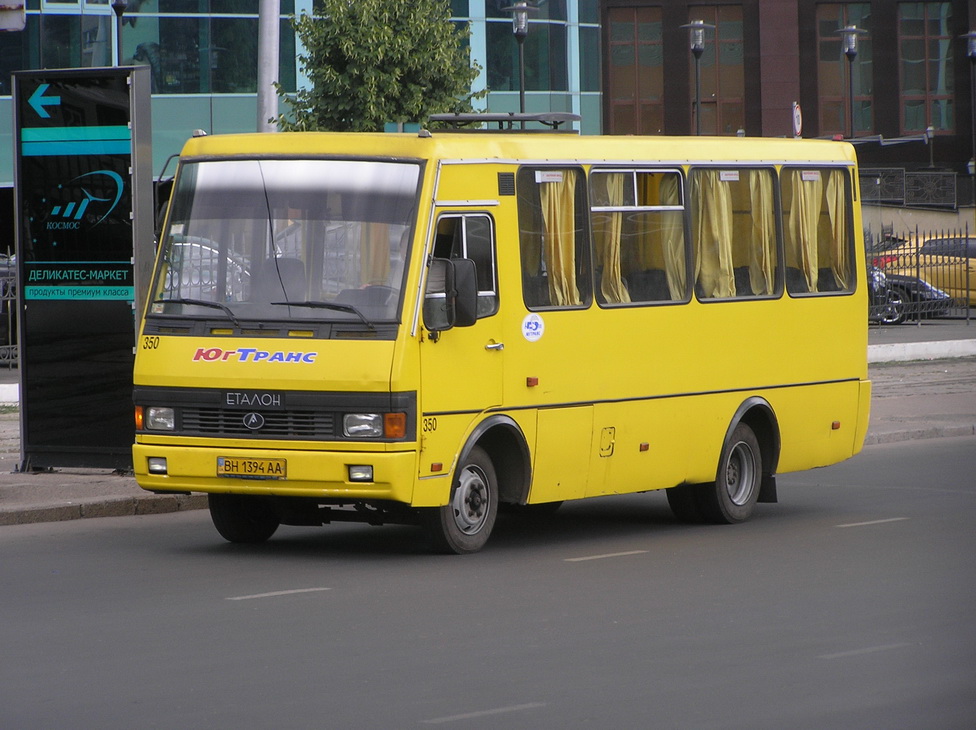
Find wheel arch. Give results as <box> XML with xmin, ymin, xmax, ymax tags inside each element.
<box><xmin>724</xmin><ymin>397</ymin><xmax>781</xmax><ymax>503</ymax></box>
<box><xmin>461</xmin><ymin>415</ymin><xmax>531</xmax><ymax>506</ymax></box>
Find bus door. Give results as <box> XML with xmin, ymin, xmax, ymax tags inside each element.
<box><xmin>419</xmin><ymin>212</ymin><xmax>503</xmax><ymax>475</ymax></box>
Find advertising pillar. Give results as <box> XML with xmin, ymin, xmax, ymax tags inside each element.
<box><xmin>13</xmin><ymin>67</ymin><xmax>153</xmax><ymax>471</ymax></box>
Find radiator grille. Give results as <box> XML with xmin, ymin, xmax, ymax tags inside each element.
<box><xmin>181</xmin><ymin>408</ymin><xmax>336</xmax><ymax>440</ymax></box>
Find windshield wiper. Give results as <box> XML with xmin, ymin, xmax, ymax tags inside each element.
<box><xmin>164</xmin><ymin>297</ymin><xmax>242</xmax><ymax>327</ymax></box>
<box><xmin>270</xmin><ymin>300</ymin><xmax>375</xmax><ymax>330</ymax></box>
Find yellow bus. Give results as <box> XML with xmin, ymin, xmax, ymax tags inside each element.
<box><xmin>133</xmin><ymin>117</ymin><xmax>871</xmax><ymax>553</ymax></box>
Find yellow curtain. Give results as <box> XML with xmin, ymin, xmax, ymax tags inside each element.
<box><xmin>637</xmin><ymin>173</ymin><xmax>659</xmax><ymax>270</ymax></box>
<box><xmin>693</xmin><ymin>171</ymin><xmax>735</xmax><ymax>298</ymax></box>
<box><xmin>540</xmin><ymin>174</ymin><xmax>582</xmax><ymax>306</ymax></box>
<box><xmin>597</xmin><ymin>173</ymin><xmax>631</xmax><ymax>304</ymax></box>
<box><xmin>825</xmin><ymin>169</ymin><xmax>851</xmax><ymax>289</ymax></box>
<box><xmin>360</xmin><ymin>222</ymin><xmax>390</xmax><ymax>286</ymax></box>
<box><xmin>786</xmin><ymin>169</ymin><xmax>821</xmax><ymax>292</ymax></box>
<box><xmin>660</xmin><ymin>175</ymin><xmax>686</xmax><ymax>300</ymax></box>
<box><xmin>748</xmin><ymin>170</ymin><xmax>776</xmax><ymax>295</ymax></box>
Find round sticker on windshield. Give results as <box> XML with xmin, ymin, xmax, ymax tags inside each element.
<box><xmin>522</xmin><ymin>313</ymin><xmax>544</xmax><ymax>342</ymax></box>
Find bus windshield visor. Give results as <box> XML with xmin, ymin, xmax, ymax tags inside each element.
<box><xmin>150</xmin><ymin>158</ymin><xmax>421</xmax><ymax>324</ymax></box>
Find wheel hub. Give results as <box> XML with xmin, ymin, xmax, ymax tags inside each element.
<box><xmin>452</xmin><ymin>465</ymin><xmax>490</xmax><ymax>535</ymax></box>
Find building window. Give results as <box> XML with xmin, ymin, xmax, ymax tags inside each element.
<box><xmin>688</xmin><ymin>6</ymin><xmax>745</xmax><ymax>136</ymax></box>
<box><xmin>898</xmin><ymin>1</ymin><xmax>954</xmax><ymax>134</ymax></box>
<box><xmin>606</xmin><ymin>6</ymin><xmax>663</xmax><ymax>135</ymax></box>
<box><xmin>816</xmin><ymin>3</ymin><xmax>873</xmax><ymax>136</ymax></box>
<box><xmin>485</xmin><ymin>24</ymin><xmax>568</xmax><ymax>93</ymax></box>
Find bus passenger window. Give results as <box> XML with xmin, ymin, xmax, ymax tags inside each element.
<box><xmin>690</xmin><ymin>168</ymin><xmax>778</xmax><ymax>300</ymax></box>
<box><xmin>781</xmin><ymin>168</ymin><xmax>853</xmax><ymax>295</ymax></box>
<box><xmin>517</xmin><ymin>167</ymin><xmax>592</xmax><ymax>309</ymax></box>
<box><xmin>589</xmin><ymin>169</ymin><xmax>687</xmax><ymax>305</ymax></box>
<box><xmin>432</xmin><ymin>214</ymin><xmax>498</xmax><ymax>318</ymax></box>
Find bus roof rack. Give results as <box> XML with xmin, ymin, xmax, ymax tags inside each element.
<box><xmin>428</xmin><ymin>112</ymin><xmax>581</xmax><ymax>133</ymax></box>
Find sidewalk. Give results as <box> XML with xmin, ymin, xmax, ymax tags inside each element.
<box><xmin>0</xmin><ymin>319</ymin><xmax>973</xmax><ymax>527</ymax></box>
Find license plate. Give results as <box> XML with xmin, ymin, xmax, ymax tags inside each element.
<box><xmin>217</xmin><ymin>457</ymin><xmax>286</xmax><ymax>479</ymax></box>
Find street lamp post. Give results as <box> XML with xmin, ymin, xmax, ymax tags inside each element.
<box><xmin>838</xmin><ymin>25</ymin><xmax>867</xmax><ymax>139</ymax></box>
<box><xmin>503</xmin><ymin>2</ymin><xmax>536</xmax><ymax>120</ymax></box>
<box><xmin>111</xmin><ymin>0</ymin><xmax>128</xmax><ymax>66</ymax></box>
<box><xmin>681</xmin><ymin>19</ymin><xmax>714</xmax><ymax>136</ymax></box>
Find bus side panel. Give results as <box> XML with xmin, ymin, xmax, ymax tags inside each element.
<box><xmin>528</xmin><ymin>406</ymin><xmax>593</xmax><ymax>503</ymax></box>
<box><xmin>770</xmin><ymin>380</ymin><xmax>863</xmax><ymax>474</ymax></box>
<box><xmin>587</xmin><ymin>399</ymin><xmax>699</xmax><ymax>498</ymax></box>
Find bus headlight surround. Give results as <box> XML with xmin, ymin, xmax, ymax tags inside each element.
<box><xmin>146</xmin><ymin>407</ymin><xmax>176</xmax><ymax>431</ymax></box>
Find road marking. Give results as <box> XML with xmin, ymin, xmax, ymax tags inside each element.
<box><xmin>818</xmin><ymin>643</ymin><xmax>914</xmax><ymax>660</ymax></box>
<box><xmin>836</xmin><ymin>517</ymin><xmax>909</xmax><ymax>528</ymax></box>
<box><xmin>226</xmin><ymin>587</ymin><xmax>332</xmax><ymax>601</ymax></box>
<box><xmin>423</xmin><ymin>702</ymin><xmax>547</xmax><ymax>724</ymax></box>
<box><xmin>565</xmin><ymin>550</ymin><xmax>648</xmax><ymax>563</ymax></box>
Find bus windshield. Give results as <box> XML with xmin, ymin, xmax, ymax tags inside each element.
<box><xmin>149</xmin><ymin>158</ymin><xmax>421</xmax><ymax>325</ymax></box>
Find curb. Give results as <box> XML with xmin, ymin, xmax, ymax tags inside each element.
<box><xmin>0</xmin><ymin>493</ymin><xmax>208</xmax><ymax>526</ymax></box>
<box><xmin>867</xmin><ymin>339</ymin><xmax>976</xmax><ymax>364</ymax></box>
<box><xmin>863</xmin><ymin>424</ymin><xmax>976</xmax><ymax>446</ymax></box>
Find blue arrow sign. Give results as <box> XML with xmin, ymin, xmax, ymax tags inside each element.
<box><xmin>28</xmin><ymin>83</ymin><xmax>61</xmax><ymax>119</ymax></box>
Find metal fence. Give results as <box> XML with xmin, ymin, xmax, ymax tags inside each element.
<box><xmin>867</xmin><ymin>226</ymin><xmax>973</xmax><ymax>325</ymax></box>
<box><xmin>860</xmin><ymin>169</ymin><xmax>958</xmax><ymax>210</ymax></box>
<box><xmin>0</xmin><ymin>254</ymin><xmax>15</xmax><ymax>368</ymax></box>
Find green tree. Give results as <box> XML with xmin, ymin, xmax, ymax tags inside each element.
<box><xmin>276</xmin><ymin>0</ymin><xmax>484</xmax><ymax>132</ymax></box>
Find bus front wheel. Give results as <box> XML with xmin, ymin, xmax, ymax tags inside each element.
<box><xmin>208</xmin><ymin>493</ymin><xmax>280</xmax><ymax>543</ymax></box>
<box><xmin>422</xmin><ymin>445</ymin><xmax>498</xmax><ymax>554</ymax></box>
<box><xmin>698</xmin><ymin>422</ymin><xmax>762</xmax><ymax>524</ymax></box>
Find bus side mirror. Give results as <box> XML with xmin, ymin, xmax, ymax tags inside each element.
<box><xmin>424</xmin><ymin>258</ymin><xmax>478</xmax><ymax>332</ymax></box>
<box><xmin>452</xmin><ymin>258</ymin><xmax>478</xmax><ymax>327</ymax></box>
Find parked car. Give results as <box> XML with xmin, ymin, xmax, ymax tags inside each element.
<box><xmin>868</xmin><ymin>265</ymin><xmax>903</xmax><ymax>325</ymax></box>
<box><xmin>866</xmin><ymin>264</ymin><xmax>952</xmax><ymax>325</ymax></box>
<box><xmin>880</xmin><ymin>235</ymin><xmax>976</xmax><ymax>307</ymax></box>
<box><xmin>884</xmin><ymin>271</ymin><xmax>953</xmax><ymax>324</ymax></box>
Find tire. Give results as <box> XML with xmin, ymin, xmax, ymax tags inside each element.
<box><xmin>696</xmin><ymin>422</ymin><xmax>762</xmax><ymax>524</ymax></box>
<box><xmin>888</xmin><ymin>287</ymin><xmax>910</xmax><ymax>325</ymax></box>
<box><xmin>208</xmin><ymin>493</ymin><xmax>280</xmax><ymax>544</ymax></box>
<box><xmin>666</xmin><ymin>484</ymin><xmax>705</xmax><ymax>523</ymax></box>
<box><xmin>422</xmin><ymin>445</ymin><xmax>498</xmax><ymax>554</ymax></box>
<box><xmin>879</xmin><ymin>288</ymin><xmax>906</xmax><ymax>325</ymax></box>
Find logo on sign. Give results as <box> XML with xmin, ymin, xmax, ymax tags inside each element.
<box><xmin>243</xmin><ymin>413</ymin><xmax>266</xmax><ymax>430</ymax></box>
<box><xmin>45</xmin><ymin>170</ymin><xmax>125</xmax><ymax>231</ymax></box>
<box><xmin>193</xmin><ymin>347</ymin><xmax>318</xmax><ymax>364</ymax></box>
<box><xmin>522</xmin><ymin>313</ymin><xmax>545</xmax><ymax>342</ymax></box>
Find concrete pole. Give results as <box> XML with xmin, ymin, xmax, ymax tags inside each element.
<box><xmin>257</xmin><ymin>0</ymin><xmax>280</xmax><ymax>132</ymax></box>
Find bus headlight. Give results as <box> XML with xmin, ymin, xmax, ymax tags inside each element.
<box><xmin>146</xmin><ymin>407</ymin><xmax>176</xmax><ymax>431</ymax></box>
<box><xmin>344</xmin><ymin>413</ymin><xmax>383</xmax><ymax>438</ymax></box>
<box><xmin>348</xmin><ymin>465</ymin><xmax>374</xmax><ymax>482</ymax></box>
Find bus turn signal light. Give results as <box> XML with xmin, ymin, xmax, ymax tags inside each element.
<box><xmin>384</xmin><ymin>413</ymin><xmax>407</xmax><ymax>439</ymax></box>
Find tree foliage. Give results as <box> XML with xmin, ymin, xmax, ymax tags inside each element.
<box><xmin>276</xmin><ymin>0</ymin><xmax>484</xmax><ymax>132</ymax></box>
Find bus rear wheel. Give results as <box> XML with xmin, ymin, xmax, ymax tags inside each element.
<box><xmin>208</xmin><ymin>493</ymin><xmax>280</xmax><ymax>543</ymax></box>
<box><xmin>422</xmin><ymin>445</ymin><xmax>498</xmax><ymax>554</ymax></box>
<box><xmin>698</xmin><ymin>422</ymin><xmax>762</xmax><ymax>524</ymax></box>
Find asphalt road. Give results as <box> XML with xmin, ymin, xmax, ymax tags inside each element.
<box><xmin>1</xmin><ymin>436</ymin><xmax>973</xmax><ymax>729</ymax></box>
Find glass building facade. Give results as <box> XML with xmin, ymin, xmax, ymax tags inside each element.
<box><xmin>0</xmin><ymin>0</ymin><xmax>603</xmax><ymax>184</ymax></box>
